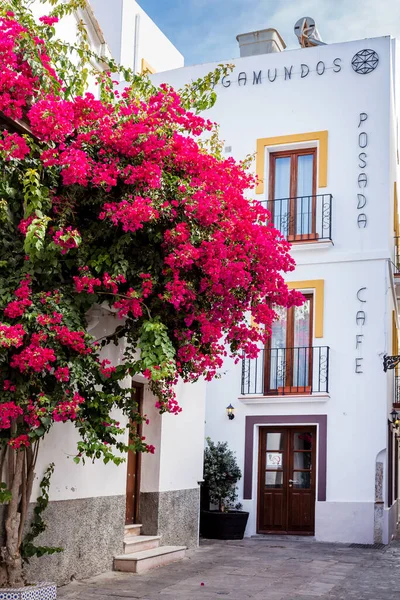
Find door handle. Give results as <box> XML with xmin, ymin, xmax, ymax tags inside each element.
<box><xmin>288</xmin><ymin>479</ymin><xmax>299</xmax><ymax>484</ymax></box>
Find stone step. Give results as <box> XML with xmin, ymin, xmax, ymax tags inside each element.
<box><xmin>124</xmin><ymin>535</ymin><xmax>161</xmax><ymax>554</ymax></box>
<box><xmin>124</xmin><ymin>524</ymin><xmax>142</xmax><ymax>537</ymax></box>
<box><xmin>114</xmin><ymin>545</ymin><xmax>186</xmax><ymax>574</ymax></box>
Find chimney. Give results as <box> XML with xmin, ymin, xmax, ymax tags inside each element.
<box><xmin>236</xmin><ymin>28</ymin><xmax>286</xmax><ymax>57</ymax></box>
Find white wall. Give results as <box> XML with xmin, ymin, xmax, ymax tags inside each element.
<box><xmin>30</xmin><ymin>1</ymin><xmax>83</xmax><ymax>48</ymax></box>
<box><xmin>32</xmin><ymin>304</ymin><xmax>206</xmax><ymax>502</ymax></box>
<box><xmin>158</xmin><ymin>379</ymin><xmax>206</xmax><ymax>492</ymax></box>
<box><xmin>153</xmin><ymin>37</ymin><xmax>392</xmax><ymax>257</ymax></box>
<box><xmin>88</xmin><ymin>0</ymin><xmax>123</xmax><ymax>63</ymax></box>
<box><xmin>140</xmin><ymin>379</ymin><xmax>206</xmax><ymax>493</ymax></box>
<box><xmin>33</xmin><ymin>313</ymin><xmax>129</xmax><ymax>502</ymax></box>
<box><xmin>31</xmin><ymin>0</ymin><xmax>183</xmax><ymax>77</ymax></box>
<box><xmin>30</xmin><ymin>0</ymin><xmax>111</xmax><ymax>97</ymax></box>
<box><xmin>204</xmin><ymin>250</ymin><xmax>389</xmax><ymax>497</ymax></box>
<box><xmin>90</xmin><ymin>0</ymin><xmax>184</xmax><ymax>73</ymax></box>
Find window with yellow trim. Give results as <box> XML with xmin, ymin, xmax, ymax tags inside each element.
<box><xmin>269</xmin><ymin>147</ymin><xmax>318</xmax><ymax>242</ymax></box>
<box><xmin>265</xmin><ymin>294</ymin><xmax>313</xmax><ymax>395</ymax></box>
<box><xmin>256</xmin><ymin>132</ymin><xmax>331</xmax><ymax>243</ymax></box>
<box><xmin>394</xmin><ymin>184</ymin><xmax>400</xmax><ymax>272</ymax></box>
<box><xmin>256</xmin><ymin>131</ymin><xmax>328</xmax><ymax>196</ymax></box>
<box><xmin>261</xmin><ymin>279</ymin><xmax>327</xmax><ymax>396</ymax></box>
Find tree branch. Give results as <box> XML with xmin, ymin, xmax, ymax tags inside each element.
<box><xmin>17</xmin><ymin>453</ymin><xmax>27</xmax><ymax>548</ymax></box>
<box><xmin>0</xmin><ymin>446</ymin><xmax>7</xmax><ymax>483</ymax></box>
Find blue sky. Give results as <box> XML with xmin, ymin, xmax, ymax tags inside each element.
<box><xmin>139</xmin><ymin>0</ymin><xmax>400</xmax><ymax>66</ymax></box>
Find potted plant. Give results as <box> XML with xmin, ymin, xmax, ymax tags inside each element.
<box><xmin>200</xmin><ymin>438</ymin><xmax>249</xmax><ymax>540</ymax></box>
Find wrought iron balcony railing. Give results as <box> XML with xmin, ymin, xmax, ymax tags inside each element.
<box><xmin>260</xmin><ymin>194</ymin><xmax>332</xmax><ymax>242</ymax></box>
<box><xmin>241</xmin><ymin>346</ymin><xmax>330</xmax><ymax>396</ymax></box>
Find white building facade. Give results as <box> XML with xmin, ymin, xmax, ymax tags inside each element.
<box><xmin>153</xmin><ymin>31</ymin><xmax>400</xmax><ymax>545</ymax></box>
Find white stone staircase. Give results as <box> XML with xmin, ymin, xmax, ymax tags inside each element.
<box><xmin>114</xmin><ymin>524</ymin><xmax>186</xmax><ymax>574</ymax></box>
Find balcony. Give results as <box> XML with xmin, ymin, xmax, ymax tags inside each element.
<box><xmin>241</xmin><ymin>346</ymin><xmax>330</xmax><ymax>397</ymax></box>
<box><xmin>261</xmin><ymin>194</ymin><xmax>333</xmax><ymax>243</ymax></box>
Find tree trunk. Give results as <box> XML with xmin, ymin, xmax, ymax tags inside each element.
<box><xmin>18</xmin><ymin>443</ymin><xmax>38</xmax><ymax>549</ymax></box>
<box><xmin>2</xmin><ymin>448</ymin><xmax>25</xmax><ymax>587</ymax></box>
<box><xmin>0</xmin><ymin>440</ymin><xmax>41</xmax><ymax>587</ymax></box>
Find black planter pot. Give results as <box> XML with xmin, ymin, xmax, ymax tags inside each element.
<box><xmin>200</xmin><ymin>510</ymin><xmax>249</xmax><ymax>540</ymax></box>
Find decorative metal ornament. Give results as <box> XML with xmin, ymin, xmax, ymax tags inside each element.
<box><xmin>383</xmin><ymin>355</ymin><xmax>400</xmax><ymax>372</ymax></box>
<box><xmin>351</xmin><ymin>49</ymin><xmax>379</xmax><ymax>74</ymax></box>
<box><xmin>294</xmin><ymin>16</ymin><xmax>326</xmax><ymax>48</ymax></box>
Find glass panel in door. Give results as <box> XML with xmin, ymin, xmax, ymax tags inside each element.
<box><xmin>266</xmin><ymin>432</ymin><xmax>285</xmax><ymax>451</ymax></box>
<box><xmin>273</xmin><ymin>157</ymin><xmax>290</xmax><ymax>238</ymax></box>
<box><xmin>290</xmin><ymin>429</ymin><xmax>314</xmax><ymax>492</ymax></box>
<box><xmin>291</xmin><ymin>472</ymin><xmax>311</xmax><ymax>489</ymax></box>
<box><xmin>293</xmin><ymin>431</ymin><xmax>313</xmax><ymax>450</ymax></box>
<box><xmin>265</xmin><ymin>471</ymin><xmax>283</xmax><ymax>488</ymax></box>
<box><xmin>293</xmin><ymin>452</ymin><xmax>312</xmax><ymax>469</ymax></box>
<box><xmin>296</xmin><ymin>154</ymin><xmax>314</xmax><ymax>236</ymax></box>
<box><xmin>292</xmin><ymin>298</ymin><xmax>311</xmax><ymax>389</ymax></box>
<box><xmin>269</xmin><ymin>305</ymin><xmax>287</xmax><ymax>390</ymax></box>
<box><xmin>265</xmin><ymin>431</ymin><xmax>285</xmax><ymax>488</ymax></box>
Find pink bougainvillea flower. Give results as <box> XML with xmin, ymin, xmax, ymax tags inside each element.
<box><xmin>38</xmin><ymin>15</ymin><xmax>59</xmax><ymax>26</ymax></box>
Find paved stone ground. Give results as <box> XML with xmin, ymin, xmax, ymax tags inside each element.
<box><xmin>58</xmin><ymin>534</ymin><xmax>400</xmax><ymax>600</ymax></box>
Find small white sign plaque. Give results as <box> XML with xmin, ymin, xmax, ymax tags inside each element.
<box><xmin>266</xmin><ymin>452</ymin><xmax>282</xmax><ymax>468</ymax></box>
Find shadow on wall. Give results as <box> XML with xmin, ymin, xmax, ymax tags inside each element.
<box><xmin>374</xmin><ymin>448</ymin><xmax>385</xmax><ymax>544</ymax></box>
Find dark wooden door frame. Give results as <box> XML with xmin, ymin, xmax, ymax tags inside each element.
<box><xmin>257</xmin><ymin>428</ymin><xmax>287</xmax><ymax>533</ymax></box>
<box><xmin>125</xmin><ymin>382</ymin><xmax>144</xmax><ymax>525</ymax></box>
<box><xmin>287</xmin><ymin>426</ymin><xmax>316</xmax><ymax>534</ymax></box>
<box><xmin>257</xmin><ymin>425</ymin><xmax>316</xmax><ymax>535</ymax></box>
<box><xmin>243</xmin><ymin>415</ymin><xmax>327</xmax><ymax>502</ymax></box>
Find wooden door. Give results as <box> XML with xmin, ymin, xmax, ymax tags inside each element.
<box><xmin>125</xmin><ymin>383</ymin><xmax>144</xmax><ymax>525</ymax></box>
<box><xmin>258</xmin><ymin>426</ymin><xmax>316</xmax><ymax>535</ymax></box>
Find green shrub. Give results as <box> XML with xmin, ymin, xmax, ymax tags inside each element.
<box><xmin>203</xmin><ymin>438</ymin><xmax>242</xmax><ymax>512</ymax></box>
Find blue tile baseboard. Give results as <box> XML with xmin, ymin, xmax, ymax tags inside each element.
<box><xmin>0</xmin><ymin>582</ymin><xmax>56</xmax><ymax>600</ymax></box>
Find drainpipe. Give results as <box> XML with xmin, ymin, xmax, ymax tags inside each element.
<box><xmin>133</xmin><ymin>13</ymin><xmax>140</xmax><ymax>74</ymax></box>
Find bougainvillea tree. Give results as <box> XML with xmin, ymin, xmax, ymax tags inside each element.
<box><xmin>0</xmin><ymin>0</ymin><xmax>303</xmax><ymax>586</ymax></box>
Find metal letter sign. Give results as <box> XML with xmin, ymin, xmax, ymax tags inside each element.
<box><xmin>357</xmin><ymin>114</ymin><xmax>369</xmax><ymax>229</ymax></box>
<box><xmin>356</xmin><ymin>311</ymin><xmax>366</xmax><ymax>325</ymax></box>
<box><xmin>356</xmin><ymin>288</ymin><xmax>367</xmax><ymax>302</ymax></box>
<box><xmin>355</xmin><ymin>288</ymin><xmax>367</xmax><ymax>373</ymax></box>
<box><xmin>217</xmin><ymin>52</ymin><xmax>379</xmax><ymax>89</ymax></box>
<box><xmin>253</xmin><ymin>71</ymin><xmax>262</xmax><ymax>85</ymax></box>
<box><xmin>357</xmin><ymin>194</ymin><xmax>366</xmax><ymax>209</ymax></box>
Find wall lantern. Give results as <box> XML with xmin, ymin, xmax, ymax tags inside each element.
<box><xmin>383</xmin><ymin>355</ymin><xmax>400</xmax><ymax>371</ymax></box>
<box><xmin>226</xmin><ymin>404</ymin><xmax>235</xmax><ymax>420</ymax></box>
<box><xmin>391</xmin><ymin>408</ymin><xmax>399</xmax><ymax>426</ymax></box>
